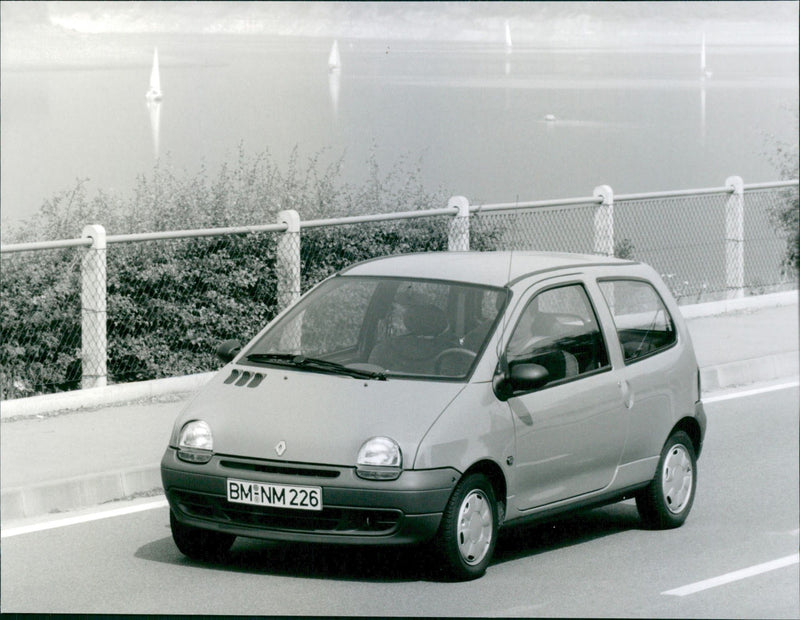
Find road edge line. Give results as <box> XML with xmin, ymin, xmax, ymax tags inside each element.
<box><xmin>1</xmin><ymin>497</ymin><xmax>168</xmax><ymax>539</ymax></box>
<box><xmin>662</xmin><ymin>553</ymin><xmax>800</xmax><ymax>596</ymax></box>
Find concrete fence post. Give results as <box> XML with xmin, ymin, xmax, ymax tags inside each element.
<box><xmin>276</xmin><ymin>209</ymin><xmax>301</xmax><ymax>311</ymax></box>
<box><xmin>447</xmin><ymin>196</ymin><xmax>470</xmax><ymax>251</ymax></box>
<box><xmin>81</xmin><ymin>225</ymin><xmax>107</xmax><ymax>389</ymax></box>
<box><xmin>725</xmin><ymin>175</ymin><xmax>745</xmax><ymax>299</ymax></box>
<box><xmin>593</xmin><ymin>185</ymin><xmax>614</xmax><ymax>257</ymax></box>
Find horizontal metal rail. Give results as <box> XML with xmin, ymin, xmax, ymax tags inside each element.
<box><xmin>616</xmin><ymin>186</ymin><xmax>732</xmax><ymax>201</ymax></box>
<box><xmin>468</xmin><ymin>196</ymin><xmax>602</xmax><ymax>213</ymax></box>
<box><xmin>0</xmin><ymin>238</ymin><xmax>92</xmax><ymax>254</ymax></box>
<box><xmin>301</xmin><ymin>207</ymin><xmax>459</xmax><ymax>230</ymax></box>
<box><xmin>2</xmin><ymin>179</ymin><xmax>796</xmax><ymax>254</ymax></box>
<box><xmin>743</xmin><ymin>179</ymin><xmax>799</xmax><ymax>191</ymax></box>
<box><xmin>106</xmin><ymin>222</ymin><xmax>288</xmax><ymax>244</ymax></box>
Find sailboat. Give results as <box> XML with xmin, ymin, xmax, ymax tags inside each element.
<box><xmin>504</xmin><ymin>20</ymin><xmax>513</xmax><ymax>52</ymax></box>
<box><xmin>146</xmin><ymin>47</ymin><xmax>163</xmax><ymax>101</ymax></box>
<box><xmin>328</xmin><ymin>40</ymin><xmax>341</xmax><ymax>72</ymax></box>
<box><xmin>700</xmin><ymin>33</ymin><xmax>712</xmax><ymax>79</ymax></box>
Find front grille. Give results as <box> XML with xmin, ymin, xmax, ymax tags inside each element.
<box><xmin>219</xmin><ymin>459</ymin><xmax>341</xmax><ymax>479</ymax></box>
<box><xmin>172</xmin><ymin>489</ymin><xmax>401</xmax><ymax>536</ymax></box>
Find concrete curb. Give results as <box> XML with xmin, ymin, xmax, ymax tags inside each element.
<box><xmin>1</xmin><ymin>372</ymin><xmax>215</xmax><ymax>420</ymax></box>
<box><xmin>678</xmin><ymin>289</ymin><xmax>797</xmax><ymax>319</ymax></box>
<box><xmin>700</xmin><ymin>351</ymin><xmax>799</xmax><ymax>392</ymax></box>
<box><xmin>1</xmin><ymin>464</ymin><xmax>163</xmax><ymax>521</ymax></box>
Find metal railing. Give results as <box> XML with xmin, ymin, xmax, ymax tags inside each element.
<box><xmin>2</xmin><ymin>177</ymin><xmax>797</xmax><ymax>399</ymax></box>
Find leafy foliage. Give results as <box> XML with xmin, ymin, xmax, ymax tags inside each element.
<box><xmin>764</xmin><ymin>109</ymin><xmax>799</xmax><ymax>274</ymax></box>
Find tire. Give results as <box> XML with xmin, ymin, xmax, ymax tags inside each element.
<box><xmin>433</xmin><ymin>473</ymin><xmax>498</xmax><ymax>581</ymax></box>
<box><xmin>636</xmin><ymin>431</ymin><xmax>697</xmax><ymax>529</ymax></box>
<box><xmin>170</xmin><ymin>511</ymin><xmax>235</xmax><ymax>562</ymax></box>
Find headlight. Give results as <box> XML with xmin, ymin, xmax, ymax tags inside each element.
<box><xmin>356</xmin><ymin>436</ymin><xmax>402</xmax><ymax>480</ymax></box>
<box><xmin>176</xmin><ymin>420</ymin><xmax>214</xmax><ymax>464</ymax></box>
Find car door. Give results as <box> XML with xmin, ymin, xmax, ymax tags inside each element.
<box><xmin>504</xmin><ymin>280</ymin><xmax>629</xmax><ymax>511</ymax></box>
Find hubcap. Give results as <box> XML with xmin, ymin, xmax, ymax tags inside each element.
<box><xmin>456</xmin><ymin>489</ymin><xmax>493</xmax><ymax>565</ymax></box>
<box><xmin>662</xmin><ymin>444</ymin><xmax>693</xmax><ymax>514</ymax></box>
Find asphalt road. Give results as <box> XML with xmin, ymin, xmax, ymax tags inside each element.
<box><xmin>2</xmin><ymin>385</ymin><xmax>798</xmax><ymax>617</ymax></box>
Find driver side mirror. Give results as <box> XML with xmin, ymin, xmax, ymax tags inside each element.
<box><xmin>493</xmin><ymin>362</ymin><xmax>550</xmax><ymax>401</ymax></box>
<box><xmin>216</xmin><ymin>339</ymin><xmax>242</xmax><ymax>363</ymax></box>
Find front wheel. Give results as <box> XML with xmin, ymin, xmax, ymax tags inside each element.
<box><xmin>170</xmin><ymin>511</ymin><xmax>235</xmax><ymax>561</ymax></box>
<box><xmin>636</xmin><ymin>431</ymin><xmax>697</xmax><ymax>529</ymax></box>
<box><xmin>433</xmin><ymin>473</ymin><xmax>498</xmax><ymax>581</ymax></box>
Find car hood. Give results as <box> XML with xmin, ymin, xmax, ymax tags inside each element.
<box><xmin>174</xmin><ymin>365</ymin><xmax>467</xmax><ymax>468</ymax></box>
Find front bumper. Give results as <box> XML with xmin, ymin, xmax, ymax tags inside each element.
<box><xmin>161</xmin><ymin>449</ymin><xmax>459</xmax><ymax>545</ymax></box>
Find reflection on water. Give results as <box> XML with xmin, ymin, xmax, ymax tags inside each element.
<box><xmin>328</xmin><ymin>70</ymin><xmax>340</xmax><ymax>118</ymax></box>
<box><xmin>700</xmin><ymin>84</ymin><xmax>706</xmax><ymax>144</ymax></box>
<box><xmin>147</xmin><ymin>99</ymin><xmax>161</xmax><ymax>159</ymax></box>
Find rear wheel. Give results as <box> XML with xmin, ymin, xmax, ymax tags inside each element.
<box><xmin>170</xmin><ymin>511</ymin><xmax>235</xmax><ymax>561</ymax></box>
<box><xmin>636</xmin><ymin>431</ymin><xmax>697</xmax><ymax>529</ymax></box>
<box><xmin>433</xmin><ymin>473</ymin><xmax>498</xmax><ymax>581</ymax></box>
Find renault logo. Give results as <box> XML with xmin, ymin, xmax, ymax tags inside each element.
<box><xmin>275</xmin><ymin>440</ymin><xmax>287</xmax><ymax>456</ymax></box>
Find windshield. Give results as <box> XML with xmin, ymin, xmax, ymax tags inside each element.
<box><xmin>243</xmin><ymin>275</ymin><xmax>508</xmax><ymax>380</ymax></box>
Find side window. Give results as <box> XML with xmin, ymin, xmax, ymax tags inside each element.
<box><xmin>506</xmin><ymin>284</ymin><xmax>610</xmax><ymax>387</ymax></box>
<box><xmin>598</xmin><ymin>279</ymin><xmax>677</xmax><ymax>363</ymax></box>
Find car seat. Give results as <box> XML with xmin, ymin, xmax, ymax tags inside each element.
<box><xmin>368</xmin><ymin>303</ymin><xmax>454</xmax><ymax>374</ymax></box>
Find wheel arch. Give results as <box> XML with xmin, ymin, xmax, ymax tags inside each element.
<box><xmin>670</xmin><ymin>416</ymin><xmax>703</xmax><ymax>458</ymax></box>
<box><xmin>461</xmin><ymin>459</ymin><xmax>508</xmax><ymax>524</ymax></box>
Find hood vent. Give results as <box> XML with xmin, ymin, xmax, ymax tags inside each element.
<box><xmin>223</xmin><ymin>369</ymin><xmax>265</xmax><ymax>388</ymax></box>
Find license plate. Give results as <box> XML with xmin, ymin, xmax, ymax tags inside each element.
<box><xmin>226</xmin><ymin>478</ymin><xmax>323</xmax><ymax>511</ymax></box>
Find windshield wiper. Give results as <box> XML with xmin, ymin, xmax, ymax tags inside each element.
<box><xmin>244</xmin><ymin>353</ymin><xmax>386</xmax><ymax>381</ymax></box>
<box><xmin>245</xmin><ymin>353</ymin><xmax>298</xmax><ymax>366</ymax></box>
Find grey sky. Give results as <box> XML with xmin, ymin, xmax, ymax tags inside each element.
<box><xmin>2</xmin><ymin>1</ymin><xmax>797</xmax><ymax>45</ymax></box>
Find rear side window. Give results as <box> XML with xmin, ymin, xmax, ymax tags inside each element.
<box><xmin>598</xmin><ymin>279</ymin><xmax>677</xmax><ymax>363</ymax></box>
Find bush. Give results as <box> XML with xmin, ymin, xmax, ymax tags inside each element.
<box><xmin>765</xmin><ymin>109</ymin><xmax>799</xmax><ymax>274</ymax></box>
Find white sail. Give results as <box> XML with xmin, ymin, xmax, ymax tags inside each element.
<box><xmin>700</xmin><ymin>33</ymin><xmax>706</xmax><ymax>71</ymax></box>
<box><xmin>146</xmin><ymin>47</ymin><xmax>163</xmax><ymax>100</ymax></box>
<box><xmin>328</xmin><ymin>40</ymin><xmax>341</xmax><ymax>71</ymax></box>
<box><xmin>700</xmin><ymin>33</ymin><xmax>712</xmax><ymax>78</ymax></box>
<box><xmin>504</xmin><ymin>20</ymin><xmax>513</xmax><ymax>50</ymax></box>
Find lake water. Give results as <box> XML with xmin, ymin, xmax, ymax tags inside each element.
<box><xmin>1</xmin><ymin>34</ymin><xmax>797</xmax><ymax>228</ymax></box>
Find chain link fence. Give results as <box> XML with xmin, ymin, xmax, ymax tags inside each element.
<box><xmin>472</xmin><ymin>202</ymin><xmax>601</xmax><ymax>254</ymax></box>
<box><xmin>615</xmin><ymin>192</ymin><xmax>730</xmax><ymax>302</ymax></box>
<box><xmin>2</xmin><ymin>180</ymin><xmax>797</xmax><ymax>399</ymax></box>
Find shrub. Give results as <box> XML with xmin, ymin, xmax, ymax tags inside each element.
<box><xmin>764</xmin><ymin>109</ymin><xmax>799</xmax><ymax>274</ymax></box>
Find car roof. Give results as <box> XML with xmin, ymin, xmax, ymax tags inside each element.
<box><xmin>340</xmin><ymin>251</ymin><xmax>633</xmax><ymax>288</ymax></box>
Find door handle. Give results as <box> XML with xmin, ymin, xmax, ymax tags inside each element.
<box><xmin>618</xmin><ymin>379</ymin><xmax>634</xmax><ymax>409</ymax></box>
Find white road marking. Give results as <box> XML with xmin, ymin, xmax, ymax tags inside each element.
<box><xmin>662</xmin><ymin>553</ymin><xmax>800</xmax><ymax>596</ymax></box>
<box><xmin>703</xmin><ymin>381</ymin><xmax>799</xmax><ymax>404</ymax></box>
<box><xmin>1</xmin><ymin>497</ymin><xmax>168</xmax><ymax>539</ymax></box>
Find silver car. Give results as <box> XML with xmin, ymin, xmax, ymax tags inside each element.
<box><xmin>161</xmin><ymin>251</ymin><xmax>706</xmax><ymax>580</ymax></box>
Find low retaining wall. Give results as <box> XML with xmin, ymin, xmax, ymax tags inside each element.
<box><xmin>2</xmin><ymin>290</ymin><xmax>796</xmax><ymax>420</ymax></box>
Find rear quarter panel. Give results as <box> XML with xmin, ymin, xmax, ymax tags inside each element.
<box><xmin>595</xmin><ymin>263</ymin><xmax>701</xmax><ymax>463</ymax></box>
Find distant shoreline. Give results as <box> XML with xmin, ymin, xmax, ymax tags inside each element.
<box><xmin>2</xmin><ymin>26</ymin><xmax>797</xmax><ymax>72</ymax></box>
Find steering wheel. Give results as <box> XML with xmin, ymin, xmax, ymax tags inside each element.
<box><xmin>434</xmin><ymin>348</ymin><xmax>477</xmax><ymax>375</ymax></box>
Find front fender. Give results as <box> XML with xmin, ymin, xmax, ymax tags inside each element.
<box><xmin>413</xmin><ymin>382</ymin><xmax>515</xmax><ymax>483</ymax></box>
